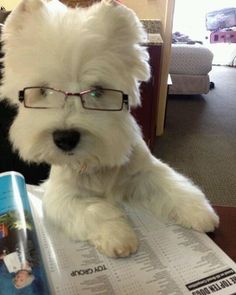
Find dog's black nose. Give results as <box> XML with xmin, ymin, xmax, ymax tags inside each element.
<box><xmin>53</xmin><ymin>129</ymin><xmax>80</xmax><ymax>151</ymax></box>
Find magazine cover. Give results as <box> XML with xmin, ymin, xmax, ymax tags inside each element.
<box><xmin>0</xmin><ymin>171</ymin><xmax>50</xmax><ymax>295</ymax></box>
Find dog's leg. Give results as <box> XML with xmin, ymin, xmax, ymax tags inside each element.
<box><xmin>43</xmin><ymin>187</ymin><xmax>138</xmax><ymax>257</ymax></box>
<box><xmin>129</xmin><ymin>145</ymin><xmax>219</xmax><ymax>232</ymax></box>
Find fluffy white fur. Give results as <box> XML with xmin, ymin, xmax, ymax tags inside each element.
<box><xmin>0</xmin><ymin>0</ymin><xmax>219</xmax><ymax>257</ymax></box>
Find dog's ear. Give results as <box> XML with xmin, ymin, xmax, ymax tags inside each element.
<box><xmin>97</xmin><ymin>1</ymin><xmax>146</xmax><ymax>44</ymax></box>
<box><xmin>3</xmin><ymin>0</ymin><xmax>45</xmax><ymax>31</ymax></box>
<box><xmin>4</xmin><ymin>0</ymin><xmax>65</xmax><ymax>32</ymax></box>
<box><xmin>94</xmin><ymin>0</ymin><xmax>150</xmax><ymax>105</ymax></box>
<box><xmin>0</xmin><ymin>0</ymin><xmax>66</xmax><ymax>105</ymax></box>
<box><xmin>18</xmin><ymin>0</ymin><xmax>44</xmax><ymax>12</ymax></box>
<box><xmin>101</xmin><ymin>0</ymin><xmax>120</xmax><ymax>6</ymax></box>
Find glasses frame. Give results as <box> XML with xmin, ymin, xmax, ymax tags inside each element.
<box><xmin>18</xmin><ymin>86</ymin><xmax>129</xmax><ymax>111</ymax></box>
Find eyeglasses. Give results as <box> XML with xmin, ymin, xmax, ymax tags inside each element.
<box><xmin>18</xmin><ymin>86</ymin><xmax>129</xmax><ymax>111</ymax></box>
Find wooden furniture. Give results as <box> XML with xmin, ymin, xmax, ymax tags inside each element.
<box><xmin>131</xmin><ymin>45</ymin><xmax>162</xmax><ymax>151</ymax></box>
<box><xmin>208</xmin><ymin>206</ymin><xmax>236</xmax><ymax>262</ymax></box>
<box><xmin>164</xmin><ymin>74</ymin><xmax>172</xmax><ymax>128</ymax></box>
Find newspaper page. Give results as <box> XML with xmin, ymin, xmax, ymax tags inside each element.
<box><xmin>27</xmin><ymin>185</ymin><xmax>236</xmax><ymax>295</ymax></box>
<box><xmin>0</xmin><ymin>172</ymin><xmax>50</xmax><ymax>295</ymax></box>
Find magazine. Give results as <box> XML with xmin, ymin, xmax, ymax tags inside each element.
<box><xmin>0</xmin><ymin>171</ymin><xmax>50</xmax><ymax>295</ymax></box>
<box><xmin>1</xmin><ymin>172</ymin><xmax>236</xmax><ymax>295</ymax></box>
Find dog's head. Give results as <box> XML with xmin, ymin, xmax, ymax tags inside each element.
<box><xmin>0</xmin><ymin>0</ymin><xmax>150</xmax><ymax>171</ymax></box>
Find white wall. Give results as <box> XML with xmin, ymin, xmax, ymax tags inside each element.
<box><xmin>173</xmin><ymin>0</ymin><xmax>236</xmax><ymax>41</ymax></box>
<box><xmin>122</xmin><ymin>0</ymin><xmax>166</xmax><ymax>22</ymax></box>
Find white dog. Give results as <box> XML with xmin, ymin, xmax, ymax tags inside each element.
<box><xmin>0</xmin><ymin>0</ymin><xmax>219</xmax><ymax>257</ymax></box>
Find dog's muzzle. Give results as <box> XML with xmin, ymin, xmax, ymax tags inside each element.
<box><xmin>53</xmin><ymin>129</ymin><xmax>80</xmax><ymax>152</ymax></box>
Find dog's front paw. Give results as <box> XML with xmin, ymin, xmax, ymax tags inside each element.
<box><xmin>170</xmin><ymin>200</ymin><xmax>219</xmax><ymax>233</ymax></box>
<box><xmin>91</xmin><ymin>220</ymin><xmax>138</xmax><ymax>258</ymax></box>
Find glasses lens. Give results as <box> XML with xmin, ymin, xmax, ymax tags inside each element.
<box><xmin>81</xmin><ymin>89</ymin><xmax>123</xmax><ymax>110</ymax></box>
<box><xmin>24</xmin><ymin>88</ymin><xmax>65</xmax><ymax>108</ymax></box>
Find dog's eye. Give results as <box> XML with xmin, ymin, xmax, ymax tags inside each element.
<box><xmin>90</xmin><ymin>87</ymin><xmax>104</xmax><ymax>98</ymax></box>
<box><xmin>40</xmin><ymin>88</ymin><xmax>47</xmax><ymax>97</ymax></box>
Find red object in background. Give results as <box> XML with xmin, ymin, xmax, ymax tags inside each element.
<box><xmin>0</xmin><ymin>224</ymin><xmax>9</xmax><ymax>238</ymax></box>
<box><xmin>210</xmin><ymin>31</ymin><xmax>236</xmax><ymax>43</ymax></box>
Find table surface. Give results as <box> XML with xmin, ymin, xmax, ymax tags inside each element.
<box><xmin>208</xmin><ymin>206</ymin><xmax>236</xmax><ymax>262</ymax></box>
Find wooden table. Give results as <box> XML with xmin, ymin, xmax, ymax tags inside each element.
<box><xmin>208</xmin><ymin>206</ymin><xmax>236</xmax><ymax>262</ymax></box>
